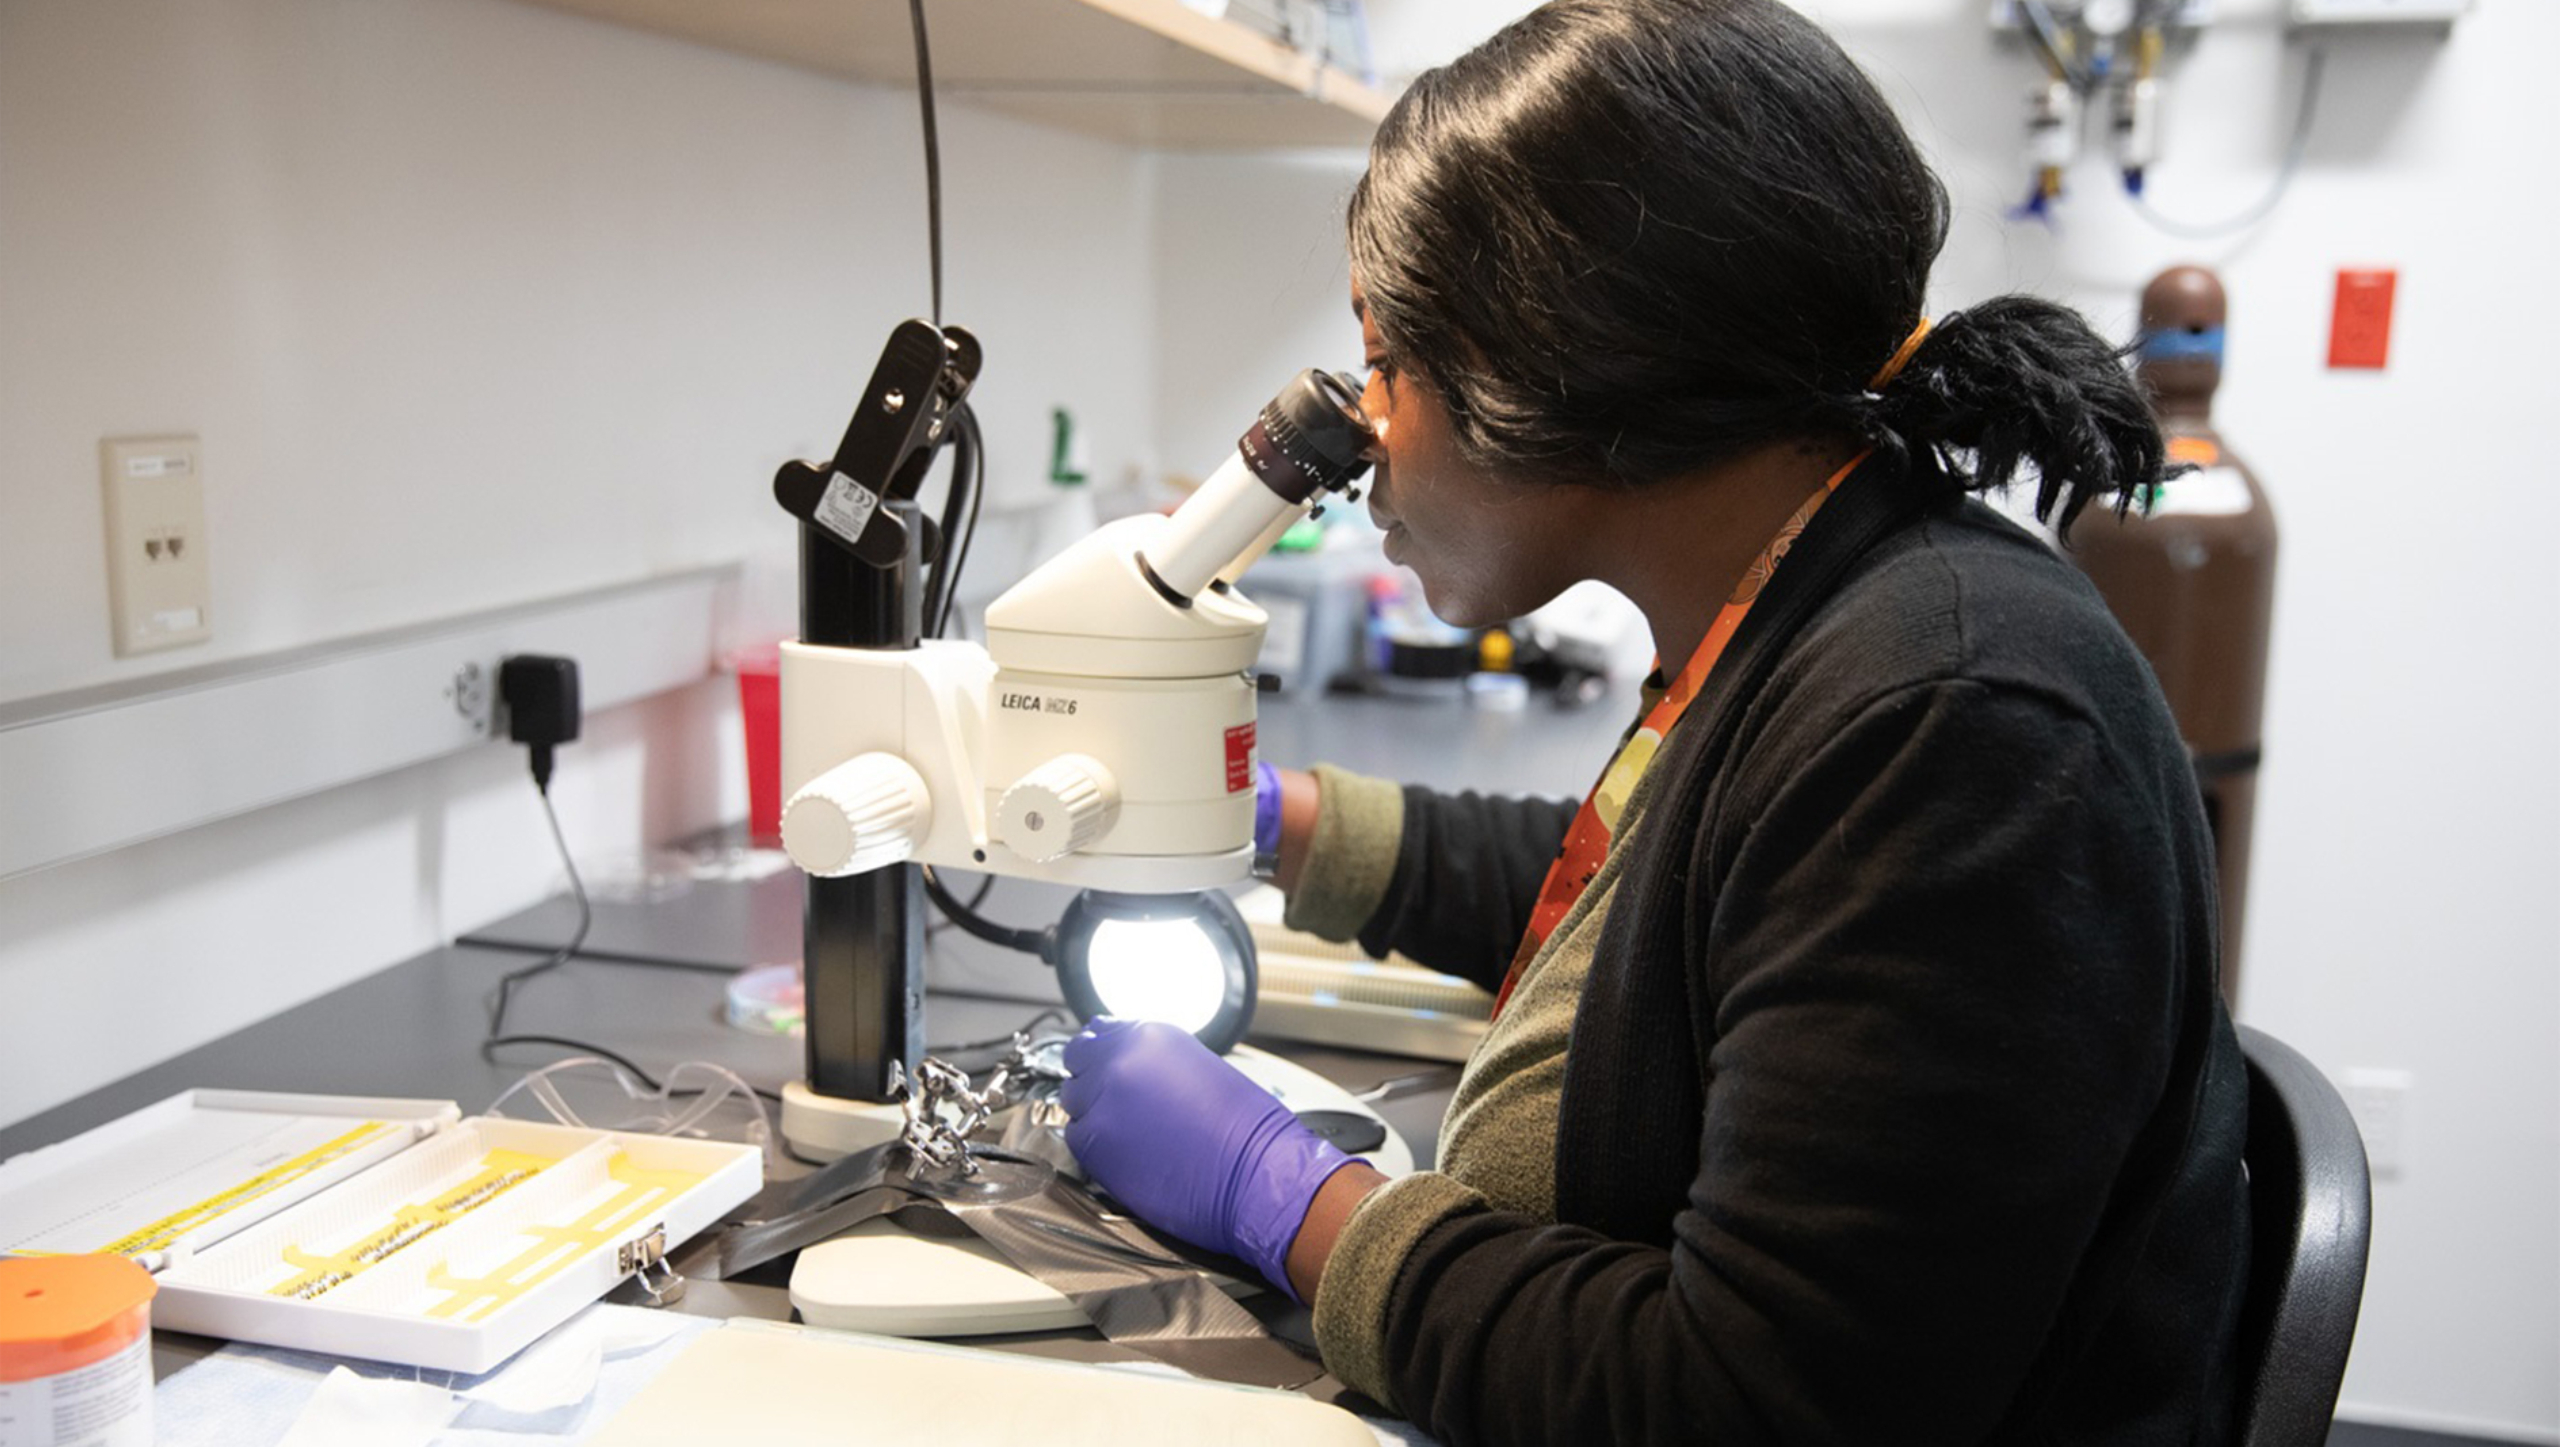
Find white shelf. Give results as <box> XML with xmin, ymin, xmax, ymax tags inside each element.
<box><xmin>511</xmin><ymin>0</ymin><xmax>1396</xmax><ymax>150</ymax></box>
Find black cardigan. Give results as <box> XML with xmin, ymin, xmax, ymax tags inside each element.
<box><xmin>1348</xmin><ymin>475</ymin><xmax>2252</xmax><ymax>1446</ymax></box>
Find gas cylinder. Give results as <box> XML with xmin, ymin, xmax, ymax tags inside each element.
<box><xmin>2070</xmin><ymin>265</ymin><xmax>2276</xmax><ymax>1008</ymax></box>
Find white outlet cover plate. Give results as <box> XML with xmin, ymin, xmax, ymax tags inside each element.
<box><xmin>99</xmin><ymin>433</ymin><xmax>212</xmax><ymax>656</ymax></box>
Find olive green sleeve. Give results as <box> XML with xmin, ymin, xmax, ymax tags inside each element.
<box><xmin>1311</xmin><ymin>1172</ymin><xmax>1486</xmax><ymax>1412</ymax></box>
<box><xmin>1279</xmin><ymin>763</ymin><xmax>1406</xmax><ymax>944</ymax></box>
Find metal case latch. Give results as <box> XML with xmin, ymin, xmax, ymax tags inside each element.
<box><xmin>616</xmin><ymin>1225</ymin><xmax>667</xmax><ymax>1274</ymax></box>
<box><xmin>617</xmin><ymin>1223</ymin><xmax>684</xmax><ymax>1307</ymax></box>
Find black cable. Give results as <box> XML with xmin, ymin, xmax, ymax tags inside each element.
<box><xmin>908</xmin><ymin>0</ymin><xmax>943</xmax><ymax>325</ymax></box>
<box><xmin>898</xmin><ymin>0</ymin><xmax>972</xmax><ymax>637</ymax></box>
<box><xmin>513</xmin><ymin>0</ymin><xmax>989</xmax><ymax>1127</ymax></box>
<box><xmin>923</xmin><ymin>867</ymin><xmax>998</xmax><ymax>938</ymax></box>
<box><xmin>921</xmin><ymin>402</ymin><xmax>981</xmax><ymax>638</ymax></box>
<box><xmin>2129</xmin><ymin>46</ymin><xmax>2328</xmax><ymax>240</ymax></box>
<box><xmin>897</xmin><ymin>3</ymin><xmax>976</xmax><ymax>639</ymax></box>
<box><xmin>923</xmin><ymin>448</ymin><xmax>964</xmax><ymax>635</ymax></box>
<box><xmin>469</xmin><ymin>942</ymin><xmax>735</xmax><ymax>977</ymax></box>
<box><xmin>935</xmin><ymin>404</ymin><xmax>986</xmax><ymax>639</ymax></box>
<box><xmin>485</xmin><ymin>785</ymin><xmax>591</xmax><ymax>1039</ymax></box>
<box><xmin>484</xmin><ymin>1034</ymin><xmax>667</xmax><ymax>1092</ymax></box>
<box><xmin>922</xmin><ymin>865</ymin><xmax>1051</xmax><ymax>959</ymax></box>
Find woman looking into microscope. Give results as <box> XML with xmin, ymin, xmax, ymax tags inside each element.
<box><xmin>1060</xmin><ymin>2</ymin><xmax>2252</xmax><ymax>1443</ymax></box>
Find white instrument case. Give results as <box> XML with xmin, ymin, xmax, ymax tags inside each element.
<box><xmin>0</xmin><ymin>1089</ymin><xmax>761</xmax><ymax>1373</ymax></box>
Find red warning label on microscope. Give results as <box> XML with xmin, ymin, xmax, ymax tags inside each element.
<box><xmin>1226</xmin><ymin>723</ymin><xmax>1256</xmax><ymax>794</ymax></box>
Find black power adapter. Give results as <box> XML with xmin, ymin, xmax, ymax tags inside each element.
<box><xmin>498</xmin><ymin>654</ymin><xmax>581</xmax><ymax>794</ymax></box>
<box><xmin>486</xmin><ymin>652</ymin><xmax>587</xmax><ymax>1042</ymax></box>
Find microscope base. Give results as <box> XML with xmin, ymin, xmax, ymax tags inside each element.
<box><xmin>778</xmin><ymin>1081</ymin><xmax>906</xmax><ymax>1163</ymax></box>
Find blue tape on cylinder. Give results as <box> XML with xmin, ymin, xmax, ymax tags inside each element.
<box><xmin>2139</xmin><ymin>325</ymin><xmax>2226</xmax><ymax>366</ymax></box>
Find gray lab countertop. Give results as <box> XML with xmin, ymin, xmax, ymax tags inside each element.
<box><xmin>0</xmin><ymin>931</ymin><xmax>1461</xmax><ymax>1383</ymax></box>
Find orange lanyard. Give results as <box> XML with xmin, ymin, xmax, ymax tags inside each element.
<box><xmin>1491</xmin><ymin>451</ymin><xmax>1868</xmax><ymax>1018</ymax></box>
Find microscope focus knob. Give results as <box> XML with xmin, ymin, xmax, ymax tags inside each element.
<box><xmin>996</xmin><ymin>755</ymin><xmax>1120</xmax><ymax>863</ymax></box>
<box><xmin>783</xmin><ymin>753</ymin><xmax>932</xmax><ymax>877</ymax></box>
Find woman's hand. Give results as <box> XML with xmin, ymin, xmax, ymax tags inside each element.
<box><xmin>1060</xmin><ymin>1018</ymin><xmax>1365</xmax><ymax>1301</ymax></box>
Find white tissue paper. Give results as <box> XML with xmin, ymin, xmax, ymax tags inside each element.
<box><xmin>153</xmin><ymin>1304</ymin><xmax>710</xmax><ymax>1447</ymax></box>
<box><xmin>274</xmin><ymin>1368</ymin><xmax>460</xmax><ymax>1447</ymax></box>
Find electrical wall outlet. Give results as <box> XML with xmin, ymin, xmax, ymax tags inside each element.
<box><xmin>2342</xmin><ymin>1068</ymin><xmax>2413</xmax><ymax>1178</ymax></box>
<box><xmin>100</xmin><ymin>434</ymin><xmax>212</xmax><ymax>657</ymax></box>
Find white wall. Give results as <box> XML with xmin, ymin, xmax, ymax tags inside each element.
<box><xmin>0</xmin><ymin>0</ymin><xmax>1158</xmax><ymax>1120</ymax></box>
<box><xmin>1152</xmin><ymin>151</ymin><xmax>1368</xmax><ymax>482</ymax></box>
<box><xmin>1168</xmin><ymin>0</ymin><xmax>2560</xmax><ymax>1437</ymax></box>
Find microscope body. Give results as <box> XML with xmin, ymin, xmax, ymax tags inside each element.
<box><xmin>779</xmin><ymin>509</ymin><xmax>1269</xmax><ymax>895</ymax></box>
<box><xmin>773</xmin><ymin>338</ymin><xmax>1371</xmax><ymax>1147</ymax></box>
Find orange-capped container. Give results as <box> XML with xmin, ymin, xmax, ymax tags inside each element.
<box><xmin>0</xmin><ymin>1254</ymin><xmax>156</xmax><ymax>1447</ymax></box>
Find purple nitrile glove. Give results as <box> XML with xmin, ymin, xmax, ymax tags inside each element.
<box><xmin>1252</xmin><ymin>760</ymin><xmax>1284</xmax><ymax>857</ymax></box>
<box><xmin>1061</xmin><ymin>1018</ymin><xmax>1353</xmax><ymax>1301</ymax></box>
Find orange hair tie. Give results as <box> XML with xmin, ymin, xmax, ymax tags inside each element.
<box><xmin>1867</xmin><ymin>317</ymin><xmax>1934</xmax><ymax>392</ymax></box>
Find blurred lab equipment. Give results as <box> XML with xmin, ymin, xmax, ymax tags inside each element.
<box><xmin>1233</xmin><ymin>526</ymin><xmax>1375</xmax><ymax>694</ymax></box>
<box><xmin>1996</xmin><ymin>0</ymin><xmax>2207</xmax><ymax>214</ymax></box>
<box><xmin>2068</xmin><ymin>265</ymin><xmax>2275</xmax><ymax>1003</ymax></box>
<box><xmin>724</xmin><ymin>961</ymin><xmax>805</xmax><ymax>1036</ymax></box>
<box><xmin>1354</xmin><ymin>573</ymin><xmax>1479</xmax><ymax>695</ymax></box>
<box><xmin>1994</xmin><ymin>0</ymin><xmax>2335</xmax><ymax>239</ymax></box>
<box><xmin>1210</xmin><ymin>0</ymin><xmax>1376</xmax><ymax>84</ymax></box>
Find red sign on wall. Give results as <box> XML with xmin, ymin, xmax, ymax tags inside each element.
<box><xmin>2329</xmin><ymin>269</ymin><xmax>2397</xmax><ymax>370</ymax></box>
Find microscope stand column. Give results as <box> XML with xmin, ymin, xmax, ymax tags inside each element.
<box><xmin>783</xmin><ymin>500</ymin><xmax>928</xmax><ymax>1158</ymax></box>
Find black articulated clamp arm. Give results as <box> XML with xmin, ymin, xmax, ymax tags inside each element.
<box><xmin>774</xmin><ymin>319</ymin><xmax>982</xmax><ymax>572</ymax></box>
<box><xmin>775</xmin><ymin>321</ymin><xmax>982</xmax><ymax>1106</ymax></box>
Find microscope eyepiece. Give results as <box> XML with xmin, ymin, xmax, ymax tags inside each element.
<box><xmin>1237</xmin><ymin>369</ymin><xmax>1376</xmax><ymax>505</ymax></box>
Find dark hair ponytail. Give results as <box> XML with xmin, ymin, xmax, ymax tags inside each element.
<box><xmin>1865</xmin><ymin>298</ymin><xmax>2166</xmax><ymax>539</ymax></box>
<box><xmin>1348</xmin><ymin>0</ymin><xmax>2168</xmax><ymax>540</ymax></box>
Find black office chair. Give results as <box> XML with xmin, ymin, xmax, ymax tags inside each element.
<box><xmin>2232</xmin><ymin>1024</ymin><xmax>2374</xmax><ymax>1447</ymax></box>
